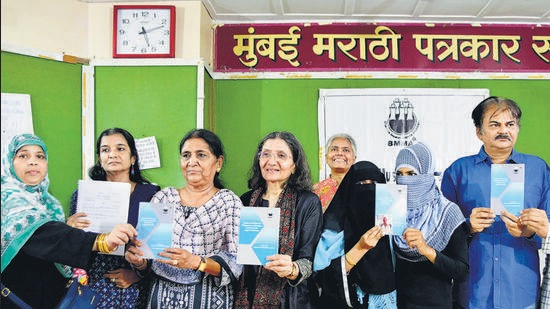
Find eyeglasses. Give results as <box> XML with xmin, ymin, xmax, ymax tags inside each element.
<box><xmin>258</xmin><ymin>151</ymin><xmax>291</xmax><ymax>162</ymax></box>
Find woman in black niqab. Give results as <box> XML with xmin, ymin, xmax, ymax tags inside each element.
<box><xmin>313</xmin><ymin>161</ymin><xmax>397</xmax><ymax>308</ymax></box>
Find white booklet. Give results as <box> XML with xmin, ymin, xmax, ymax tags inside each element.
<box><xmin>375</xmin><ymin>183</ymin><xmax>408</xmax><ymax>235</ymax></box>
<box><xmin>76</xmin><ymin>180</ymin><xmax>131</xmax><ymax>256</ymax></box>
<box><xmin>137</xmin><ymin>202</ymin><xmax>175</xmax><ymax>259</ymax></box>
<box><xmin>237</xmin><ymin>207</ymin><xmax>280</xmax><ymax>265</ymax></box>
<box><xmin>491</xmin><ymin>163</ymin><xmax>525</xmax><ymax>216</ymax></box>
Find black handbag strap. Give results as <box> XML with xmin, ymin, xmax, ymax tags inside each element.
<box><xmin>1</xmin><ymin>282</ymin><xmax>33</xmax><ymax>309</ymax></box>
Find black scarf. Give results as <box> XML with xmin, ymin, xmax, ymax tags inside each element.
<box><xmin>235</xmin><ymin>186</ymin><xmax>297</xmax><ymax>309</ymax></box>
<box><xmin>322</xmin><ymin>161</ymin><xmax>395</xmax><ymax>297</ymax></box>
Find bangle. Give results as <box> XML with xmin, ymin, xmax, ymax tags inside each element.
<box><xmin>345</xmin><ymin>253</ymin><xmax>356</xmax><ymax>266</ymax></box>
<box><xmin>95</xmin><ymin>233</ymin><xmax>115</xmax><ymax>253</ymax></box>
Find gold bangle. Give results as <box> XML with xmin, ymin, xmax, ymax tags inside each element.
<box><xmin>96</xmin><ymin>233</ymin><xmax>115</xmax><ymax>254</ymax></box>
<box><xmin>345</xmin><ymin>253</ymin><xmax>357</xmax><ymax>266</ymax></box>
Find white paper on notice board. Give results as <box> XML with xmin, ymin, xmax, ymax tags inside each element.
<box><xmin>135</xmin><ymin>136</ymin><xmax>161</xmax><ymax>170</ymax></box>
<box><xmin>1</xmin><ymin>93</ymin><xmax>34</xmax><ymax>154</ymax></box>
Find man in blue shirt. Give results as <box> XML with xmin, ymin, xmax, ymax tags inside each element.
<box><xmin>441</xmin><ymin>96</ymin><xmax>550</xmax><ymax>309</ymax></box>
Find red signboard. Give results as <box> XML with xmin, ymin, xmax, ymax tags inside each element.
<box><xmin>214</xmin><ymin>23</ymin><xmax>550</xmax><ymax>73</ymax></box>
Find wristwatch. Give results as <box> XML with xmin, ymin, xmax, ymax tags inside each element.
<box><xmin>198</xmin><ymin>256</ymin><xmax>207</xmax><ymax>272</ymax></box>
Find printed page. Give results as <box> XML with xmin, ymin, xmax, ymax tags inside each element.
<box><xmin>238</xmin><ymin>207</ymin><xmax>280</xmax><ymax>265</ymax></box>
<box><xmin>491</xmin><ymin>164</ymin><xmax>525</xmax><ymax>216</ymax></box>
<box><xmin>137</xmin><ymin>202</ymin><xmax>174</xmax><ymax>259</ymax></box>
<box><xmin>76</xmin><ymin>180</ymin><xmax>131</xmax><ymax>255</ymax></box>
<box><xmin>375</xmin><ymin>183</ymin><xmax>408</xmax><ymax>236</ymax></box>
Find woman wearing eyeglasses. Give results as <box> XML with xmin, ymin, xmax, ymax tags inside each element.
<box><xmin>235</xmin><ymin>131</ymin><xmax>323</xmax><ymax>309</ymax></box>
<box><xmin>392</xmin><ymin>142</ymin><xmax>469</xmax><ymax>308</ymax></box>
<box><xmin>313</xmin><ymin>133</ymin><xmax>357</xmax><ymax>213</ymax></box>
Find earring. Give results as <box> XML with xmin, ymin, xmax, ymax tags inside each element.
<box><xmin>131</xmin><ymin>163</ymin><xmax>135</xmax><ymax>175</ymax></box>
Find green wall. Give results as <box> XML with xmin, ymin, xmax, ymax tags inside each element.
<box><xmin>213</xmin><ymin>79</ymin><xmax>550</xmax><ymax>196</ymax></box>
<box><xmin>94</xmin><ymin>65</ymin><xmax>198</xmax><ymax>189</ymax></box>
<box><xmin>2</xmin><ymin>50</ymin><xmax>548</xmax><ymax>205</ymax></box>
<box><xmin>1</xmin><ymin>51</ymin><xmax>82</xmax><ymax>211</ymax></box>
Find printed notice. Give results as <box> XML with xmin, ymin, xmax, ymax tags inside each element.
<box><xmin>135</xmin><ymin>136</ymin><xmax>161</xmax><ymax>170</ymax></box>
<box><xmin>76</xmin><ymin>180</ymin><xmax>131</xmax><ymax>255</ymax></box>
<box><xmin>491</xmin><ymin>164</ymin><xmax>525</xmax><ymax>216</ymax></box>
<box><xmin>238</xmin><ymin>207</ymin><xmax>280</xmax><ymax>265</ymax></box>
<box><xmin>375</xmin><ymin>183</ymin><xmax>408</xmax><ymax>236</ymax></box>
<box><xmin>137</xmin><ymin>202</ymin><xmax>174</xmax><ymax>259</ymax></box>
<box><xmin>1</xmin><ymin>93</ymin><xmax>34</xmax><ymax>154</ymax></box>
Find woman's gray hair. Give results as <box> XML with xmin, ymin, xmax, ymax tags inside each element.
<box><xmin>325</xmin><ymin>133</ymin><xmax>357</xmax><ymax>156</ymax></box>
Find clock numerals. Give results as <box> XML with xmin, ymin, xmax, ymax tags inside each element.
<box><xmin>113</xmin><ymin>5</ymin><xmax>175</xmax><ymax>58</ymax></box>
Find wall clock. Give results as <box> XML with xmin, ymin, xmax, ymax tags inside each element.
<box><xmin>113</xmin><ymin>5</ymin><xmax>176</xmax><ymax>58</ymax></box>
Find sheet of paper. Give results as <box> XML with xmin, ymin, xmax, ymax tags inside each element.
<box><xmin>237</xmin><ymin>207</ymin><xmax>280</xmax><ymax>265</ymax></box>
<box><xmin>1</xmin><ymin>93</ymin><xmax>34</xmax><ymax>154</ymax></box>
<box><xmin>137</xmin><ymin>202</ymin><xmax>174</xmax><ymax>259</ymax></box>
<box><xmin>375</xmin><ymin>183</ymin><xmax>408</xmax><ymax>235</ymax></box>
<box><xmin>135</xmin><ymin>136</ymin><xmax>161</xmax><ymax>170</ymax></box>
<box><xmin>491</xmin><ymin>164</ymin><xmax>525</xmax><ymax>216</ymax></box>
<box><xmin>76</xmin><ymin>180</ymin><xmax>131</xmax><ymax>255</ymax></box>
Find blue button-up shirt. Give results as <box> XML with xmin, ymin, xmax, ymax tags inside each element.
<box><xmin>441</xmin><ymin>147</ymin><xmax>550</xmax><ymax>309</ymax></box>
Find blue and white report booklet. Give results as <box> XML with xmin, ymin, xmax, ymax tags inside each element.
<box><xmin>375</xmin><ymin>183</ymin><xmax>408</xmax><ymax>236</ymax></box>
<box><xmin>238</xmin><ymin>207</ymin><xmax>280</xmax><ymax>265</ymax></box>
<box><xmin>491</xmin><ymin>163</ymin><xmax>525</xmax><ymax>216</ymax></box>
<box><xmin>137</xmin><ymin>202</ymin><xmax>174</xmax><ymax>259</ymax></box>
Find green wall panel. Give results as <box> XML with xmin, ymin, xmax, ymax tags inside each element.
<box><xmin>214</xmin><ymin>79</ymin><xmax>550</xmax><ymax>196</ymax></box>
<box><xmin>3</xmin><ymin>50</ymin><xmax>548</xmax><ymax>207</ymax></box>
<box><xmin>94</xmin><ymin>65</ymin><xmax>198</xmax><ymax>189</ymax></box>
<box><xmin>1</xmin><ymin>51</ymin><xmax>82</xmax><ymax>212</ymax></box>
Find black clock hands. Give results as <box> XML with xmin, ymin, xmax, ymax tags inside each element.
<box><xmin>139</xmin><ymin>26</ymin><xmax>150</xmax><ymax>46</ymax></box>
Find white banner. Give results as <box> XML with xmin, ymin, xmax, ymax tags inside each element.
<box><xmin>318</xmin><ymin>88</ymin><xmax>488</xmax><ymax>183</ymax></box>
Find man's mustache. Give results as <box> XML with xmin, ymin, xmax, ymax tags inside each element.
<box><xmin>495</xmin><ymin>134</ymin><xmax>512</xmax><ymax>141</ymax></box>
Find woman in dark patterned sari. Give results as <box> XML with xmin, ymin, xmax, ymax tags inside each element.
<box><xmin>69</xmin><ymin>128</ymin><xmax>160</xmax><ymax>308</ymax></box>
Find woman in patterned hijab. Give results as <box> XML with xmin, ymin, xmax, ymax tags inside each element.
<box><xmin>1</xmin><ymin>133</ymin><xmax>137</xmax><ymax>308</ymax></box>
<box><xmin>392</xmin><ymin>142</ymin><xmax>469</xmax><ymax>308</ymax></box>
<box><xmin>1</xmin><ymin>134</ymin><xmax>68</xmax><ymax>273</ymax></box>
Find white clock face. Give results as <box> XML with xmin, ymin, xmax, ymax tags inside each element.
<box><xmin>115</xmin><ymin>7</ymin><xmax>174</xmax><ymax>57</ymax></box>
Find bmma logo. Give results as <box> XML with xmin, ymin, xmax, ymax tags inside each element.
<box><xmin>384</xmin><ymin>98</ymin><xmax>419</xmax><ymax>146</ymax></box>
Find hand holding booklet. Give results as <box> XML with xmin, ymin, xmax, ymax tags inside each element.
<box><xmin>137</xmin><ymin>202</ymin><xmax>174</xmax><ymax>259</ymax></box>
<box><xmin>491</xmin><ymin>163</ymin><xmax>525</xmax><ymax>216</ymax></box>
<box><xmin>237</xmin><ymin>207</ymin><xmax>280</xmax><ymax>265</ymax></box>
<box><xmin>375</xmin><ymin>183</ymin><xmax>408</xmax><ymax>236</ymax></box>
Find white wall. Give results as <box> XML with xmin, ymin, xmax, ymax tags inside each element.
<box><xmin>2</xmin><ymin>0</ymin><xmax>212</xmax><ymax>64</ymax></box>
<box><xmin>2</xmin><ymin>0</ymin><xmax>89</xmax><ymax>57</ymax></box>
